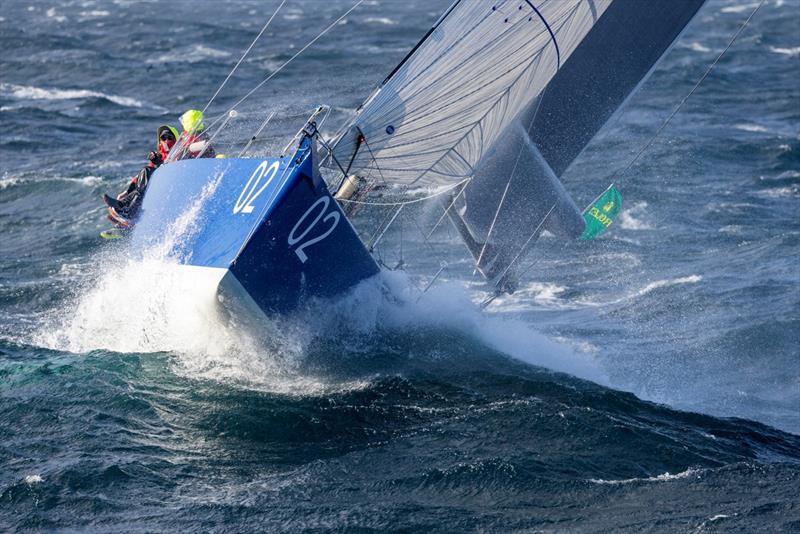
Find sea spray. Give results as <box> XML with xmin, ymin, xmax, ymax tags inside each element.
<box><xmin>293</xmin><ymin>270</ymin><xmax>609</xmax><ymax>384</ymax></box>
<box><xmin>32</xmin><ymin>169</ymin><xmax>272</xmax><ymax>358</ymax></box>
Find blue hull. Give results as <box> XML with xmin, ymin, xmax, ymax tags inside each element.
<box><xmin>130</xmin><ymin>140</ymin><xmax>379</xmax><ymax>315</ymax></box>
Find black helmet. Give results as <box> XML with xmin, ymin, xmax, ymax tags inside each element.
<box><xmin>157</xmin><ymin>125</ymin><xmax>178</xmax><ymax>142</ymax></box>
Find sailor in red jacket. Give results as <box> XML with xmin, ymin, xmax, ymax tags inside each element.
<box><xmin>173</xmin><ymin>109</ymin><xmax>216</xmax><ymax>160</ymax></box>
<box><xmin>103</xmin><ymin>124</ymin><xmax>179</xmax><ymax>227</ymax></box>
<box><xmin>156</xmin><ymin>124</ymin><xmax>178</xmax><ymax>161</ymax></box>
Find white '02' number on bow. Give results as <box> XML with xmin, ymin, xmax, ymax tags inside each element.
<box><xmin>288</xmin><ymin>197</ymin><xmax>340</xmax><ymax>263</ymax></box>
<box><xmin>233</xmin><ymin>161</ymin><xmax>280</xmax><ymax>214</ymax></box>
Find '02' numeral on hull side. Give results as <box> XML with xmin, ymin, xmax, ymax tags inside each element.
<box><xmin>233</xmin><ymin>160</ymin><xmax>280</xmax><ymax>214</ymax></box>
<box><xmin>287</xmin><ymin>197</ymin><xmax>340</xmax><ymax>263</ymax></box>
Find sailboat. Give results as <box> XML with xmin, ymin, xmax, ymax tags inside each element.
<box><xmin>127</xmin><ymin>0</ymin><xmax>707</xmax><ymax>317</ymax></box>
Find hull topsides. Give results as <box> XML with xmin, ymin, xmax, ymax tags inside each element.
<box><xmin>130</xmin><ymin>142</ymin><xmax>379</xmax><ymax>314</ymax></box>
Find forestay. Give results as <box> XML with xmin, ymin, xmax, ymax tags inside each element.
<box><xmin>329</xmin><ymin>0</ymin><xmax>611</xmax><ymax>188</ymax></box>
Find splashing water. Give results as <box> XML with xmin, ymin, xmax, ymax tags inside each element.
<box><xmin>34</xmin><ymin>227</ymin><xmax>605</xmax><ymax>393</ymax></box>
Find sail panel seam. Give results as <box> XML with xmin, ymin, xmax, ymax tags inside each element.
<box><xmin>524</xmin><ymin>0</ymin><xmax>561</xmax><ymax>68</ymax></box>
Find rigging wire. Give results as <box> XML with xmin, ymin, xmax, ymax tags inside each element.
<box><xmin>492</xmin><ymin>202</ymin><xmax>555</xmax><ymax>288</ymax></box>
<box><xmin>201</xmin><ymin>0</ymin><xmax>287</xmax><ymax>116</ymax></box>
<box><xmin>480</xmin><ymin>0</ymin><xmax>767</xmax><ymax>306</ymax></box>
<box><xmin>196</xmin><ymin>109</ymin><xmax>237</xmax><ymax>158</ymax></box>
<box><xmin>238</xmin><ymin>111</ymin><xmax>276</xmax><ymax>157</ymax></box>
<box><xmin>426</xmin><ymin>179</ymin><xmax>470</xmax><ymax>239</ymax></box>
<box><xmin>615</xmin><ymin>0</ymin><xmax>766</xmax><ymax>184</ymax></box>
<box><xmin>205</xmin><ymin>0</ymin><xmax>365</xmax><ymax>133</ymax></box>
<box><xmin>472</xmin><ymin>83</ymin><xmax>551</xmax><ymax>275</ymax></box>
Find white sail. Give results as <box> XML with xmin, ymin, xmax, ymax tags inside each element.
<box><xmin>330</xmin><ymin>0</ymin><xmax>612</xmax><ymax>187</ymax></box>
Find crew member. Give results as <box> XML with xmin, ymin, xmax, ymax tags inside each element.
<box><xmin>104</xmin><ymin>124</ymin><xmax>178</xmax><ymax>227</ymax></box>
<box><xmin>175</xmin><ymin>109</ymin><xmax>216</xmax><ymax>159</ymax></box>
<box><xmin>156</xmin><ymin>124</ymin><xmax>179</xmax><ymax>161</ymax></box>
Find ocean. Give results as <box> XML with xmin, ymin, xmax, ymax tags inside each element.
<box><xmin>1</xmin><ymin>0</ymin><xmax>799</xmax><ymax>531</ymax></box>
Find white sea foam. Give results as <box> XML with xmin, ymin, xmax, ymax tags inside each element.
<box><xmin>74</xmin><ymin>175</ymin><xmax>104</xmax><ymax>187</ymax></box>
<box><xmin>771</xmin><ymin>170</ymin><xmax>800</xmax><ymax>180</ymax></box>
<box><xmin>79</xmin><ymin>10</ymin><xmax>110</xmax><ymax>18</ymax></box>
<box><xmin>489</xmin><ymin>282</ymin><xmax>570</xmax><ymax>312</ymax></box>
<box><xmin>46</xmin><ymin>7</ymin><xmax>67</xmax><ymax>23</ymax></box>
<box><xmin>757</xmin><ymin>186</ymin><xmax>798</xmax><ymax>198</ymax></box>
<box><xmin>364</xmin><ymin>17</ymin><xmax>396</xmax><ymax>25</ymax></box>
<box><xmin>619</xmin><ymin>201</ymin><xmax>653</xmax><ymax>231</ymax></box>
<box><xmin>770</xmin><ymin>46</ymin><xmax>800</xmax><ymax>57</ymax></box>
<box><xmin>0</xmin><ymin>82</ymin><xmax>146</xmax><ymax>108</ymax></box>
<box><xmin>685</xmin><ymin>41</ymin><xmax>711</xmax><ymax>53</ymax></box>
<box><xmin>720</xmin><ymin>3</ymin><xmax>758</xmax><ymax>14</ymax></box>
<box><xmin>0</xmin><ymin>174</ymin><xmax>104</xmax><ymax>190</ymax></box>
<box><xmin>576</xmin><ymin>274</ymin><xmax>702</xmax><ymax>307</ymax></box>
<box><xmin>371</xmin><ymin>273</ymin><xmax>609</xmax><ymax>383</ymax></box>
<box><xmin>283</xmin><ymin>10</ymin><xmax>303</xmax><ymax>21</ymax></box>
<box><xmin>718</xmin><ymin>224</ymin><xmax>743</xmax><ymax>234</ymax></box>
<box><xmin>24</xmin><ymin>474</ymin><xmax>43</xmax><ymax>485</ymax></box>
<box><xmin>148</xmin><ymin>45</ymin><xmax>231</xmax><ymax>64</ymax></box>
<box><xmin>0</xmin><ymin>176</ymin><xmax>23</xmax><ymax>190</ymax></box>
<box><xmin>36</xmin><ymin>264</ymin><xmax>607</xmax><ymax>393</ymax></box>
<box><xmin>589</xmin><ymin>467</ymin><xmax>702</xmax><ymax>485</ymax></box>
<box><xmin>734</xmin><ymin>123</ymin><xmax>769</xmax><ymax>133</ymax></box>
<box><xmin>633</xmin><ymin>275</ymin><xmax>702</xmax><ymax>298</ymax></box>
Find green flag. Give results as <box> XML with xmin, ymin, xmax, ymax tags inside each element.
<box><xmin>580</xmin><ymin>185</ymin><xmax>623</xmax><ymax>240</ymax></box>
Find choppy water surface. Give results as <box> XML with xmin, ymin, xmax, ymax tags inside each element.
<box><xmin>1</xmin><ymin>0</ymin><xmax>799</xmax><ymax>531</ymax></box>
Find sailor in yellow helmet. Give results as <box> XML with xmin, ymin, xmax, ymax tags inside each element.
<box><xmin>175</xmin><ymin>109</ymin><xmax>216</xmax><ymax>159</ymax></box>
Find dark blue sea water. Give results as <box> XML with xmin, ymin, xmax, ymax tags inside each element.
<box><xmin>1</xmin><ymin>0</ymin><xmax>799</xmax><ymax>531</ymax></box>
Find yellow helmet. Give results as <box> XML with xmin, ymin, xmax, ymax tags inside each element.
<box><xmin>180</xmin><ymin>110</ymin><xmax>205</xmax><ymax>133</ymax></box>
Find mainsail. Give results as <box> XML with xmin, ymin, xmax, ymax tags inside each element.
<box><xmin>329</xmin><ymin>0</ymin><xmax>707</xmax><ymax>289</ymax></box>
<box><xmin>329</xmin><ymin>0</ymin><xmax>612</xmax><ymax>187</ymax></box>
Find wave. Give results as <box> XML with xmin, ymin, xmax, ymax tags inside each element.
<box><xmin>488</xmin><ymin>280</ymin><xmax>584</xmax><ymax>313</ymax></box>
<box><xmin>720</xmin><ymin>3</ymin><xmax>759</xmax><ymax>14</ymax></box>
<box><xmin>146</xmin><ymin>44</ymin><xmax>232</xmax><ymax>65</ymax></box>
<box><xmin>633</xmin><ymin>275</ymin><xmax>702</xmax><ymax>298</ymax></box>
<box><xmin>0</xmin><ymin>82</ymin><xmax>148</xmax><ymax>109</ymax></box>
<box><xmin>575</xmin><ymin>274</ymin><xmax>703</xmax><ymax>308</ymax></box>
<box><xmin>0</xmin><ymin>175</ymin><xmax>23</xmax><ymax>190</ymax></box>
<box><xmin>734</xmin><ymin>123</ymin><xmax>769</xmax><ymax>133</ymax></box>
<box><xmin>78</xmin><ymin>10</ymin><xmax>110</xmax><ymax>18</ymax></box>
<box><xmin>770</xmin><ymin>46</ymin><xmax>800</xmax><ymax>57</ymax></box>
<box><xmin>619</xmin><ymin>201</ymin><xmax>653</xmax><ymax>231</ymax></box>
<box><xmin>364</xmin><ymin>17</ymin><xmax>396</xmax><ymax>25</ymax></box>
<box><xmin>756</xmin><ymin>186</ymin><xmax>799</xmax><ymax>198</ymax></box>
<box><xmin>0</xmin><ymin>173</ymin><xmax>105</xmax><ymax>191</ymax></box>
<box><xmin>32</xmin><ymin>219</ymin><xmax>608</xmax><ymax>394</ymax></box>
<box><xmin>683</xmin><ymin>41</ymin><xmax>711</xmax><ymax>53</ymax></box>
<box><xmin>589</xmin><ymin>467</ymin><xmax>703</xmax><ymax>485</ymax></box>
<box><xmin>46</xmin><ymin>7</ymin><xmax>67</xmax><ymax>23</ymax></box>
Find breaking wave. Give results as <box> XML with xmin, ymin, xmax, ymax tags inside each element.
<box><xmin>147</xmin><ymin>44</ymin><xmax>232</xmax><ymax>64</ymax></box>
<box><xmin>0</xmin><ymin>82</ymin><xmax>148</xmax><ymax>109</ymax></box>
<box><xmin>589</xmin><ymin>467</ymin><xmax>704</xmax><ymax>485</ymax></box>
